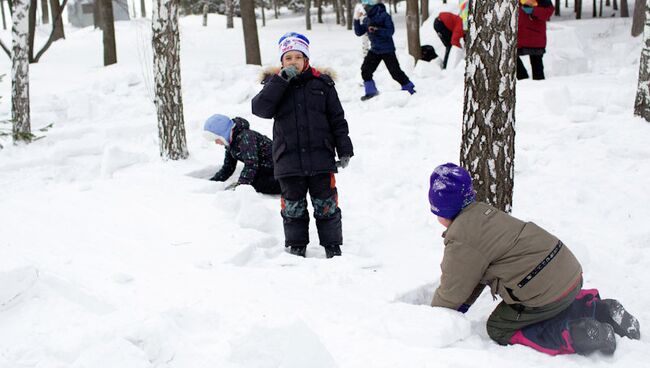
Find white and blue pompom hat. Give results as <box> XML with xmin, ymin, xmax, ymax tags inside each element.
<box><xmin>278</xmin><ymin>32</ymin><xmax>310</xmax><ymax>61</ymax></box>
<box><xmin>203</xmin><ymin>114</ymin><xmax>234</xmax><ymax>146</ymax></box>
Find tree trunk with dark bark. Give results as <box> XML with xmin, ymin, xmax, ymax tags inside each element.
<box><xmin>1</xmin><ymin>0</ymin><xmax>7</xmax><ymax>30</ymax></box>
<box><xmin>406</xmin><ymin>0</ymin><xmax>421</xmax><ymax>61</ymax></box>
<box><xmin>152</xmin><ymin>0</ymin><xmax>189</xmax><ymax>160</ymax></box>
<box><xmin>27</xmin><ymin>0</ymin><xmax>35</xmax><ymax>62</ymax></box>
<box><xmin>241</xmin><ymin>0</ymin><xmax>261</xmax><ymax>64</ymax></box>
<box><xmin>555</xmin><ymin>0</ymin><xmax>561</xmax><ymax>15</ymax></box>
<box><xmin>202</xmin><ymin>3</ymin><xmax>208</xmax><ymax>25</ymax></box>
<box><xmin>49</xmin><ymin>0</ymin><xmax>64</xmax><ymax>40</ymax></box>
<box><xmin>632</xmin><ymin>0</ymin><xmax>646</xmax><ymax>36</ymax></box>
<box><xmin>346</xmin><ymin>0</ymin><xmax>352</xmax><ymax>29</ymax></box>
<box><xmin>140</xmin><ymin>0</ymin><xmax>146</xmax><ymax>17</ymax></box>
<box><xmin>261</xmin><ymin>0</ymin><xmax>265</xmax><ymax>26</ymax></box>
<box><xmin>460</xmin><ymin>0</ymin><xmax>517</xmax><ymax>212</ymax></box>
<box><xmin>40</xmin><ymin>0</ymin><xmax>48</xmax><ymax>23</ymax></box>
<box><xmin>576</xmin><ymin>0</ymin><xmax>582</xmax><ymax>19</ymax></box>
<box><xmin>101</xmin><ymin>0</ymin><xmax>117</xmax><ymax>65</ymax></box>
<box><xmin>12</xmin><ymin>0</ymin><xmax>31</xmax><ymax>143</ymax></box>
<box><xmin>421</xmin><ymin>0</ymin><xmax>429</xmax><ymax>23</ymax></box>
<box><xmin>305</xmin><ymin>0</ymin><xmax>312</xmax><ymax>29</ymax></box>
<box><xmin>621</xmin><ymin>0</ymin><xmax>629</xmax><ymax>16</ymax></box>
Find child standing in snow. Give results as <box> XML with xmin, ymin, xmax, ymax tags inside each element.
<box><xmin>203</xmin><ymin>114</ymin><xmax>281</xmax><ymax>195</ymax></box>
<box><xmin>427</xmin><ymin>163</ymin><xmax>640</xmax><ymax>356</ymax></box>
<box><xmin>517</xmin><ymin>0</ymin><xmax>554</xmax><ymax>80</ymax></box>
<box><xmin>353</xmin><ymin>0</ymin><xmax>415</xmax><ymax>100</ymax></box>
<box><xmin>251</xmin><ymin>32</ymin><xmax>354</xmax><ymax>258</ymax></box>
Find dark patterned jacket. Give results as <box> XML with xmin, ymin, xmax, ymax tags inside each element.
<box><xmin>211</xmin><ymin>117</ymin><xmax>274</xmax><ymax>184</ymax></box>
<box><xmin>353</xmin><ymin>3</ymin><xmax>396</xmax><ymax>54</ymax></box>
<box><xmin>251</xmin><ymin>67</ymin><xmax>354</xmax><ymax>179</ymax></box>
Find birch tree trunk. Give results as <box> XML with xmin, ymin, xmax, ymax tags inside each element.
<box><xmin>241</xmin><ymin>0</ymin><xmax>261</xmax><ymax>64</ymax></box>
<box><xmin>334</xmin><ymin>0</ymin><xmax>340</xmax><ymax>24</ymax></box>
<box><xmin>101</xmin><ymin>0</ymin><xmax>117</xmax><ymax>66</ymax></box>
<box><xmin>1</xmin><ymin>0</ymin><xmax>6</xmax><ymax>30</ymax></box>
<box><xmin>339</xmin><ymin>0</ymin><xmax>346</xmax><ymax>25</ymax></box>
<box><xmin>202</xmin><ymin>3</ymin><xmax>208</xmax><ymax>26</ymax></box>
<box><xmin>305</xmin><ymin>0</ymin><xmax>311</xmax><ymax>29</ymax></box>
<box><xmin>152</xmin><ymin>0</ymin><xmax>188</xmax><ymax>160</ymax></box>
<box><xmin>460</xmin><ymin>0</ymin><xmax>517</xmax><ymax>212</ymax></box>
<box><xmin>12</xmin><ymin>0</ymin><xmax>31</xmax><ymax>143</ymax></box>
<box><xmin>634</xmin><ymin>0</ymin><xmax>650</xmax><ymax>121</ymax></box>
<box><xmin>317</xmin><ymin>0</ymin><xmax>323</xmax><ymax>23</ymax></box>
<box><xmin>406</xmin><ymin>0</ymin><xmax>421</xmax><ymax>61</ymax></box>
<box><xmin>632</xmin><ymin>0</ymin><xmax>645</xmax><ymax>36</ymax></box>
<box><xmin>226</xmin><ymin>0</ymin><xmax>234</xmax><ymax>28</ymax></box>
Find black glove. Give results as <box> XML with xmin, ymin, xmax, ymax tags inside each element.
<box><xmin>209</xmin><ymin>174</ymin><xmax>223</xmax><ymax>182</ymax></box>
<box><xmin>336</xmin><ymin>156</ymin><xmax>351</xmax><ymax>169</ymax></box>
<box><xmin>280</xmin><ymin>66</ymin><xmax>299</xmax><ymax>82</ymax></box>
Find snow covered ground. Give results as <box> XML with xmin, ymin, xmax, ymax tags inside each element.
<box><xmin>1</xmin><ymin>2</ymin><xmax>649</xmax><ymax>367</ymax></box>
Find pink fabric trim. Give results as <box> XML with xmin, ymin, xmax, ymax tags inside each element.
<box><xmin>575</xmin><ymin>288</ymin><xmax>600</xmax><ymax>306</ymax></box>
<box><xmin>509</xmin><ymin>330</ymin><xmax>575</xmax><ymax>356</ymax></box>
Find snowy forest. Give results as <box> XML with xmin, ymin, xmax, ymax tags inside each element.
<box><xmin>1</xmin><ymin>0</ymin><xmax>649</xmax><ymax>366</ymax></box>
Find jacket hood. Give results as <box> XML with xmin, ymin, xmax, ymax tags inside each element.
<box><xmin>367</xmin><ymin>3</ymin><xmax>386</xmax><ymax>17</ymax></box>
<box><xmin>258</xmin><ymin>66</ymin><xmax>337</xmax><ymax>83</ymax></box>
<box><xmin>231</xmin><ymin>117</ymin><xmax>250</xmax><ymax>141</ymax></box>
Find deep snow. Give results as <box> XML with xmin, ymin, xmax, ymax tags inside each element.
<box><xmin>1</xmin><ymin>1</ymin><xmax>649</xmax><ymax>367</ymax></box>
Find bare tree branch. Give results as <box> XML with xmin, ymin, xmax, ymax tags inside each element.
<box><xmin>0</xmin><ymin>39</ymin><xmax>9</xmax><ymax>57</ymax></box>
<box><xmin>32</xmin><ymin>0</ymin><xmax>68</xmax><ymax>62</ymax></box>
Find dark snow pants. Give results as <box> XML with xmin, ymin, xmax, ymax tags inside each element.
<box><xmin>361</xmin><ymin>50</ymin><xmax>411</xmax><ymax>86</ymax></box>
<box><xmin>278</xmin><ymin>174</ymin><xmax>342</xmax><ymax>248</ymax></box>
<box><xmin>487</xmin><ymin>279</ymin><xmax>608</xmax><ymax>355</ymax></box>
<box><xmin>517</xmin><ymin>55</ymin><xmax>545</xmax><ymax>80</ymax></box>
<box><xmin>251</xmin><ymin>168</ymin><xmax>281</xmax><ymax>195</ymax></box>
<box><xmin>434</xmin><ymin>17</ymin><xmax>452</xmax><ymax>69</ymax></box>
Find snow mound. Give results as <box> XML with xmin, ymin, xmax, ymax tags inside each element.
<box><xmin>229</xmin><ymin>320</ymin><xmax>338</xmax><ymax>368</ymax></box>
<box><xmin>0</xmin><ymin>266</ymin><xmax>39</xmax><ymax>310</ymax></box>
<box><xmin>100</xmin><ymin>145</ymin><xmax>147</xmax><ymax>178</ymax></box>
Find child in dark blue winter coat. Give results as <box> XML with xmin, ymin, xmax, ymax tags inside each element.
<box><xmin>251</xmin><ymin>32</ymin><xmax>354</xmax><ymax>258</ymax></box>
<box><xmin>204</xmin><ymin>114</ymin><xmax>281</xmax><ymax>195</ymax></box>
<box><xmin>354</xmin><ymin>0</ymin><xmax>415</xmax><ymax>100</ymax></box>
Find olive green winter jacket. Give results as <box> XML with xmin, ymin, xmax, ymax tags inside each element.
<box><xmin>431</xmin><ymin>202</ymin><xmax>583</xmax><ymax>310</ymax></box>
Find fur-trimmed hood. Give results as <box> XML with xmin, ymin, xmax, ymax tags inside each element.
<box><xmin>258</xmin><ymin>66</ymin><xmax>337</xmax><ymax>84</ymax></box>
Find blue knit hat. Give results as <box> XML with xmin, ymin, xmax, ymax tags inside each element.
<box><xmin>361</xmin><ymin>0</ymin><xmax>378</xmax><ymax>5</ymax></box>
<box><xmin>428</xmin><ymin>163</ymin><xmax>476</xmax><ymax>219</ymax></box>
<box><xmin>278</xmin><ymin>32</ymin><xmax>310</xmax><ymax>60</ymax></box>
<box><xmin>203</xmin><ymin>114</ymin><xmax>234</xmax><ymax>145</ymax></box>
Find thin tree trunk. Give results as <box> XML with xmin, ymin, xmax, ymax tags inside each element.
<box><xmin>261</xmin><ymin>0</ymin><xmax>265</xmax><ymax>26</ymax></box>
<box><xmin>140</xmin><ymin>0</ymin><xmax>145</xmax><ymax>17</ymax></box>
<box><xmin>273</xmin><ymin>0</ymin><xmax>278</xmax><ymax>18</ymax></box>
<box><xmin>346</xmin><ymin>0</ymin><xmax>352</xmax><ymax>29</ymax></box>
<box><xmin>555</xmin><ymin>0</ymin><xmax>561</xmax><ymax>15</ymax></box>
<box><xmin>101</xmin><ymin>0</ymin><xmax>117</xmax><ymax>65</ymax></box>
<box><xmin>461</xmin><ymin>0</ymin><xmax>517</xmax><ymax>212</ymax></box>
<box><xmin>388</xmin><ymin>0</ymin><xmax>392</xmax><ymax>14</ymax></box>
<box><xmin>632</xmin><ymin>0</ymin><xmax>645</xmax><ymax>35</ymax></box>
<box><xmin>339</xmin><ymin>0</ymin><xmax>346</xmax><ymax>25</ymax></box>
<box><xmin>634</xmin><ymin>0</ymin><xmax>650</xmax><ymax>121</ymax></box>
<box><xmin>202</xmin><ymin>3</ymin><xmax>208</xmax><ymax>26</ymax></box>
<box><xmin>226</xmin><ymin>0</ymin><xmax>234</xmax><ymax>28</ymax></box>
<box><xmin>421</xmin><ymin>0</ymin><xmax>429</xmax><ymax>23</ymax></box>
<box><xmin>305</xmin><ymin>0</ymin><xmax>311</xmax><ymax>29</ymax></box>
<box><xmin>614</xmin><ymin>0</ymin><xmax>618</xmax><ymax>10</ymax></box>
<box><xmin>40</xmin><ymin>0</ymin><xmax>48</xmax><ymax>23</ymax></box>
<box><xmin>316</xmin><ymin>0</ymin><xmax>322</xmax><ymax>23</ymax></box>
<box><xmin>606</xmin><ymin>0</ymin><xmax>610</xmax><ymax>5</ymax></box>
<box><xmin>334</xmin><ymin>0</ymin><xmax>340</xmax><ymax>24</ymax></box>
<box><xmin>93</xmin><ymin>0</ymin><xmax>103</xmax><ymax>29</ymax></box>
<box><xmin>576</xmin><ymin>0</ymin><xmax>582</xmax><ymax>19</ymax></box>
<box><xmin>1</xmin><ymin>0</ymin><xmax>6</xmax><ymax>30</ymax></box>
<box><xmin>599</xmin><ymin>0</ymin><xmax>603</xmax><ymax>16</ymax></box>
<box><xmin>621</xmin><ymin>0</ymin><xmax>629</xmax><ymax>16</ymax></box>
<box><xmin>241</xmin><ymin>0</ymin><xmax>261</xmax><ymax>64</ymax></box>
<box><xmin>27</xmin><ymin>0</ymin><xmax>35</xmax><ymax>62</ymax></box>
<box><xmin>393</xmin><ymin>0</ymin><xmax>398</xmax><ymax>13</ymax></box>
<box><xmin>49</xmin><ymin>0</ymin><xmax>64</xmax><ymax>40</ymax></box>
<box><xmin>12</xmin><ymin>0</ymin><xmax>31</xmax><ymax>143</ymax></box>
<box><xmin>593</xmin><ymin>0</ymin><xmax>597</xmax><ymax>16</ymax></box>
<box><xmin>406</xmin><ymin>0</ymin><xmax>420</xmax><ymax>61</ymax></box>
<box><xmin>152</xmin><ymin>0</ymin><xmax>188</xmax><ymax>160</ymax></box>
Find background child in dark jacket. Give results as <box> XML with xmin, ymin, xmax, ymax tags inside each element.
<box><xmin>353</xmin><ymin>0</ymin><xmax>415</xmax><ymax>100</ymax></box>
<box><xmin>518</xmin><ymin>0</ymin><xmax>554</xmax><ymax>80</ymax></box>
<box><xmin>204</xmin><ymin>114</ymin><xmax>280</xmax><ymax>195</ymax></box>
<box><xmin>428</xmin><ymin>163</ymin><xmax>640</xmax><ymax>356</ymax></box>
<box><xmin>251</xmin><ymin>32</ymin><xmax>354</xmax><ymax>259</ymax></box>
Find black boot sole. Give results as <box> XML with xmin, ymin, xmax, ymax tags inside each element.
<box><xmin>597</xmin><ymin>299</ymin><xmax>641</xmax><ymax>340</ymax></box>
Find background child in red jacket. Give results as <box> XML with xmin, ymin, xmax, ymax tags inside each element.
<box><xmin>518</xmin><ymin>0</ymin><xmax>555</xmax><ymax>80</ymax></box>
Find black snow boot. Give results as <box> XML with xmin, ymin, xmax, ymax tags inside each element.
<box><xmin>325</xmin><ymin>245</ymin><xmax>342</xmax><ymax>258</ymax></box>
<box><xmin>569</xmin><ymin>318</ymin><xmax>616</xmax><ymax>356</ymax></box>
<box><xmin>595</xmin><ymin>299</ymin><xmax>641</xmax><ymax>340</ymax></box>
<box><xmin>288</xmin><ymin>246</ymin><xmax>306</xmax><ymax>257</ymax></box>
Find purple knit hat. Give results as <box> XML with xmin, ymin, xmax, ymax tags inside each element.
<box><xmin>428</xmin><ymin>163</ymin><xmax>476</xmax><ymax>219</ymax></box>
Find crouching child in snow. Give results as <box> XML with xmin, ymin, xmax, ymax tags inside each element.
<box><xmin>427</xmin><ymin>163</ymin><xmax>640</xmax><ymax>356</ymax></box>
<box><xmin>203</xmin><ymin>114</ymin><xmax>281</xmax><ymax>195</ymax></box>
<box><xmin>251</xmin><ymin>32</ymin><xmax>354</xmax><ymax>258</ymax></box>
